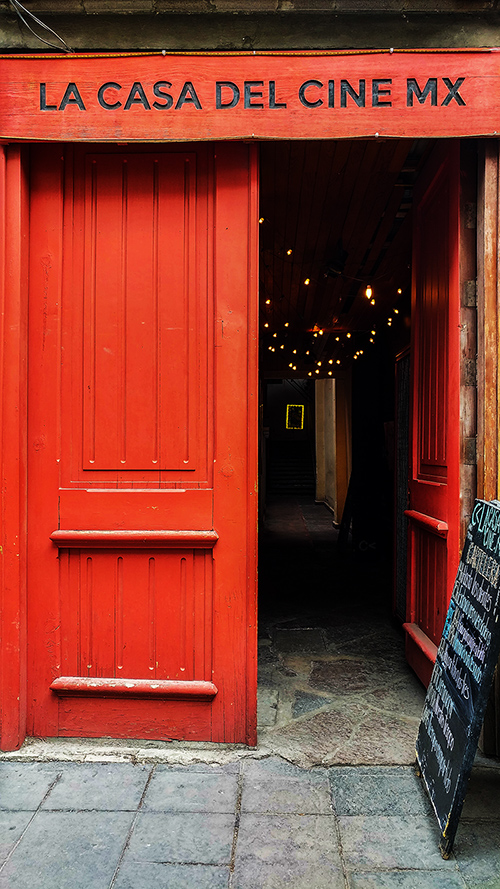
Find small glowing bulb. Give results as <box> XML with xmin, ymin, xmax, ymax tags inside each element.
<box><xmin>313</xmin><ymin>333</ymin><xmax>318</xmax><ymax>338</ymax></box>
<box><xmin>370</xmin><ymin>299</ymin><xmax>376</xmax><ymax>306</ymax></box>
<box><xmin>289</xmin><ymin>363</ymin><xmax>293</xmax><ymax>368</ymax></box>
<box><xmin>259</xmin><ymin>217</ymin><xmax>265</xmax><ymax>224</ymax></box>
<box><xmin>292</xmin><ymin>350</ymin><xmax>297</xmax><ymax>355</ymax></box>
<box><xmin>265</xmin><ymin>299</ymin><xmax>271</xmax><ymax>305</ymax></box>
<box><xmin>264</xmin><ymin>323</ymin><xmax>269</xmax><ymax>328</ymax></box>
<box><xmin>287</xmin><ymin>248</ymin><xmax>293</xmax><ymax>255</ymax></box>
<box><xmin>335</xmin><ymin>336</ymin><xmax>340</xmax><ymax>342</ymax></box>
<box><xmin>370</xmin><ymin>337</ymin><xmax>374</xmax><ymax>343</ymax></box>
<box><xmin>280</xmin><ymin>344</ymin><xmax>284</xmax><ymax>349</ymax></box>
<box><xmin>284</xmin><ymin>322</ymin><xmax>289</xmax><ymax>327</ymax></box>
<box><xmin>305</xmin><ymin>350</ymin><xmax>310</xmax><ymax>355</ymax></box>
<box><xmin>336</xmin><ymin>359</ymin><xmax>341</xmax><ymax>365</ymax></box>
<box><xmin>329</xmin><ymin>359</ymin><xmax>333</xmax><ymax>364</ymax></box>
<box><xmin>318</xmin><ymin>329</ymin><xmax>324</xmax><ymax>335</ymax></box>
<box><xmin>365</xmin><ymin>285</ymin><xmax>373</xmax><ymax>299</ymax></box>
<box><xmin>360</xmin><ymin>350</ymin><xmax>364</xmax><ymax>355</ymax></box>
<box><xmin>308</xmin><ymin>372</ymin><xmax>312</xmax><ymax>377</ymax></box>
<box><xmin>328</xmin><ymin>371</ymin><xmax>333</xmax><ymax>376</ymax></box>
<box><xmin>304</xmin><ymin>278</ymin><xmax>310</xmax><ymax>285</ymax></box>
<box><xmin>268</xmin><ymin>346</ymin><xmax>273</xmax><ymax>351</ymax></box>
<box><xmin>315</xmin><ymin>369</ymin><xmax>320</xmax><ymax>374</ymax></box>
<box><xmin>354</xmin><ymin>354</ymin><xmax>358</xmax><ymax>359</ymax></box>
<box><xmin>371</xmin><ymin>330</ymin><xmax>376</xmax><ymax>336</ymax></box>
<box><xmin>346</xmin><ymin>332</ymin><xmax>351</xmax><ymax>339</ymax></box>
<box><xmin>397</xmin><ymin>288</ymin><xmax>402</xmax><ymax>294</ymax></box>
<box><xmin>394</xmin><ymin>308</ymin><xmax>399</xmax><ymax>314</ymax></box>
<box><xmin>273</xmin><ymin>332</ymin><xmax>277</xmax><ymax>338</ymax></box>
<box><xmin>292</xmin><ymin>365</ymin><xmax>297</xmax><ymax>371</ymax></box>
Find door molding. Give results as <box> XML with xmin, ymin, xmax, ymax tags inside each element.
<box><xmin>0</xmin><ymin>145</ymin><xmax>29</xmax><ymax>751</ymax></box>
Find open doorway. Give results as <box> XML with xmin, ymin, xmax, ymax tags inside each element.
<box><xmin>256</xmin><ymin>139</ymin><xmax>469</xmax><ymax>763</ymax></box>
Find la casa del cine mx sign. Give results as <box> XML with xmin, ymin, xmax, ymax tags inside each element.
<box><xmin>1</xmin><ymin>49</ymin><xmax>500</xmax><ymax>142</ymax></box>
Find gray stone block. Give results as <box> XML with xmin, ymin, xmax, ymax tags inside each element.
<box><xmin>349</xmin><ymin>872</ymin><xmax>468</xmax><ymax>889</ymax></box>
<box><xmin>460</xmin><ymin>767</ymin><xmax>500</xmax><ymax>822</ymax></box>
<box><xmin>235</xmin><ymin>813</ymin><xmax>342</xmax><ymax>867</ymax></box>
<box><xmin>114</xmin><ymin>861</ymin><xmax>230</xmax><ymax>889</ymax></box>
<box><xmin>339</xmin><ymin>815</ymin><xmax>458</xmax><ymax>871</ymax></box>
<box><xmin>242</xmin><ymin>758</ymin><xmax>331</xmax><ymax>814</ymax></box>
<box><xmin>257</xmin><ymin>687</ymin><xmax>279</xmax><ymax>727</ymax></box>
<box><xmin>41</xmin><ymin>763</ymin><xmax>151</xmax><ymax>811</ymax></box>
<box><xmin>243</xmin><ymin>757</ymin><xmax>321</xmax><ymax>779</ymax></box>
<box><xmin>329</xmin><ymin>766</ymin><xmax>432</xmax><ymax>816</ymax></box>
<box><xmin>124</xmin><ymin>812</ymin><xmax>234</xmax><ymax>865</ymax></box>
<box><xmin>292</xmin><ymin>690</ymin><xmax>331</xmax><ymax>718</ymax></box>
<box><xmin>0</xmin><ymin>812</ymin><xmax>36</xmax><ymax>863</ymax></box>
<box><xmin>152</xmin><ymin>762</ymin><xmax>239</xmax><ymax>774</ymax></box>
<box><xmin>142</xmin><ymin>768</ymin><xmax>238</xmax><ymax>813</ymax></box>
<box><xmin>453</xmin><ymin>821</ymin><xmax>500</xmax><ymax>889</ymax></box>
<box><xmin>0</xmin><ymin>762</ymin><xmax>61</xmax><ymax>811</ymax></box>
<box><xmin>232</xmin><ymin>858</ymin><xmax>345</xmax><ymax>889</ymax></box>
<box><xmin>0</xmin><ymin>811</ymin><xmax>134</xmax><ymax>889</ymax></box>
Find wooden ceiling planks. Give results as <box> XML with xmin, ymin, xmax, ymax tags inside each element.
<box><xmin>259</xmin><ymin>137</ymin><xmax>425</xmax><ymax>376</ymax></box>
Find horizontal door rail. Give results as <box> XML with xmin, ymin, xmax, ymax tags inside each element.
<box><xmin>50</xmin><ymin>677</ymin><xmax>218</xmax><ymax>700</ymax></box>
<box><xmin>50</xmin><ymin>529</ymin><xmax>219</xmax><ymax>548</ymax></box>
<box><xmin>402</xmin><ymin>622</ymin><xmax>438</xmax><ymax>665</ymax></box>
<box><xmin>404</xmin><ymin>510</ymin><xmax>448</xmax><ymax>538</ymax></box>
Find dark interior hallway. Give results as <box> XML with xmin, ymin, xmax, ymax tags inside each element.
<box><xmin>257</xmin><ymin>493</ymin><xmax>426</xmax><ymax>767</ymax></box>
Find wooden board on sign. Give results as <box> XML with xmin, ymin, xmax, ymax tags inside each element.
<box><xmin>1</xmin><ymin>51</ymin><xmax>500</xmax><ymax>142</ymax></box>
<box><xmin>416</xmin><ymin>499</ymin><xmax>500</xmax><ymax>858</ymax></box>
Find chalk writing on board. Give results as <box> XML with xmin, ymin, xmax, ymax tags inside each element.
<box><xmin>416</xmin><ymin>499</ymin><xmax>500</xmax><ymax>858</ymax></box>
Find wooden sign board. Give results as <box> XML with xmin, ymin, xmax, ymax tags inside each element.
<box><xmin>416</xmin><ymin>499</ymin><xmax>500</xmax><ymax>857</ymax></box>
<box><xmin>1</xmin><ymin>50</ymin><xmax>500</xmax><ymax>142</ymax></box>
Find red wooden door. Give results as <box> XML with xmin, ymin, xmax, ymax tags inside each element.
<box><xmin>27</xmin><ymin>143</ymin><xmax>258</xmax><ymax>744</ymax></box>
<box><xmin>403</xmin><ymin>143</ymin><xmax>461</xmax><ymax>687</ymax></box>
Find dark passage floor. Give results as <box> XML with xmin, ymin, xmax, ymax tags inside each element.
<box><xmin>257</xmin><ymin>495</ymin><xmax>426</xmax><ymax>767</ymax></box>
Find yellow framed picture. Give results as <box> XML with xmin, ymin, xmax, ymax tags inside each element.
<box><xmin>286</xmin><ymin>404</ymin><xmax>304</xmax><ymax>430</ymax></box>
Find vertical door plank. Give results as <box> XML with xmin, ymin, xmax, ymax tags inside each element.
<box><xmin>0</xmin><ymin>147</ymin><xmax>29</xmax><ymax>750</ymax></box>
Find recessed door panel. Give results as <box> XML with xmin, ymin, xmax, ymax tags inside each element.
<box><xmin>81</xmin><ymin>153</ymin><xmax>198</xmax><ymax>473</ymax></box>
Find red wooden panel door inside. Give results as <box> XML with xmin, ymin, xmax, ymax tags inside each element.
<box><xmin>27</xmin><ymin>143</ymin><xmax>258</xmax><ymax>744</ymax></box>
<box><xmin>404</xmin><ymin>142</ymin><xmax>461</xmax><ymax>687</ymax></box>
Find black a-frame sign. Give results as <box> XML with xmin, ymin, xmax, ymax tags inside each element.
<box><xmin>416</xmin><ymin>499</ymin><xmax>500</xmax><ymax>857</ymax></box>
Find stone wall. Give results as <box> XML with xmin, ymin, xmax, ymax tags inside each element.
<box><xmin>0</xmin><ymin>0</ymin><xmax>499</xmax><ymax>51</ymax></box>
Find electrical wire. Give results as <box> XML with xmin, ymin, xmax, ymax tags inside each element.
<box><xmin>9</xmin><ymin>0</ymin><xmax>73</xmax><ymax>53</ymax></box>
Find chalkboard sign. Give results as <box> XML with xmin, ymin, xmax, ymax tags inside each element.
<box><xmin>416</xmin><ymin>499</ymin><xmax>500</xmax><ymax>858</ymax></box>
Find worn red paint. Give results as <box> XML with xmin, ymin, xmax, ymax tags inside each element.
<box><xmin>404</xmin><ymin>143</ymin><xmax>461</xmax><ymax>687</ymax></box>
<box><xmin>1</xmin><ymin>51</ymin><xmax>500</xmax><ymax>141</ymax></box>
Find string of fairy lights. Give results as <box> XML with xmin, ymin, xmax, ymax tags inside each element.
<box><xmin>259</xmin><ymin>213</ymin><xmax>405</xmax><ymax>376</ymax></box>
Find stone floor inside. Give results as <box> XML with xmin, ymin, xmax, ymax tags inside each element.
<box><xmin>256</xmin><ymin>494</ymin><xmax>427</xmax><ymax>768</ymax></box>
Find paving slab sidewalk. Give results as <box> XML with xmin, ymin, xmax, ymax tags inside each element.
<box><xmin>0</xmin><ymin>757</ymin><xmax>498</xmax><ymax>888</ymax></box>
